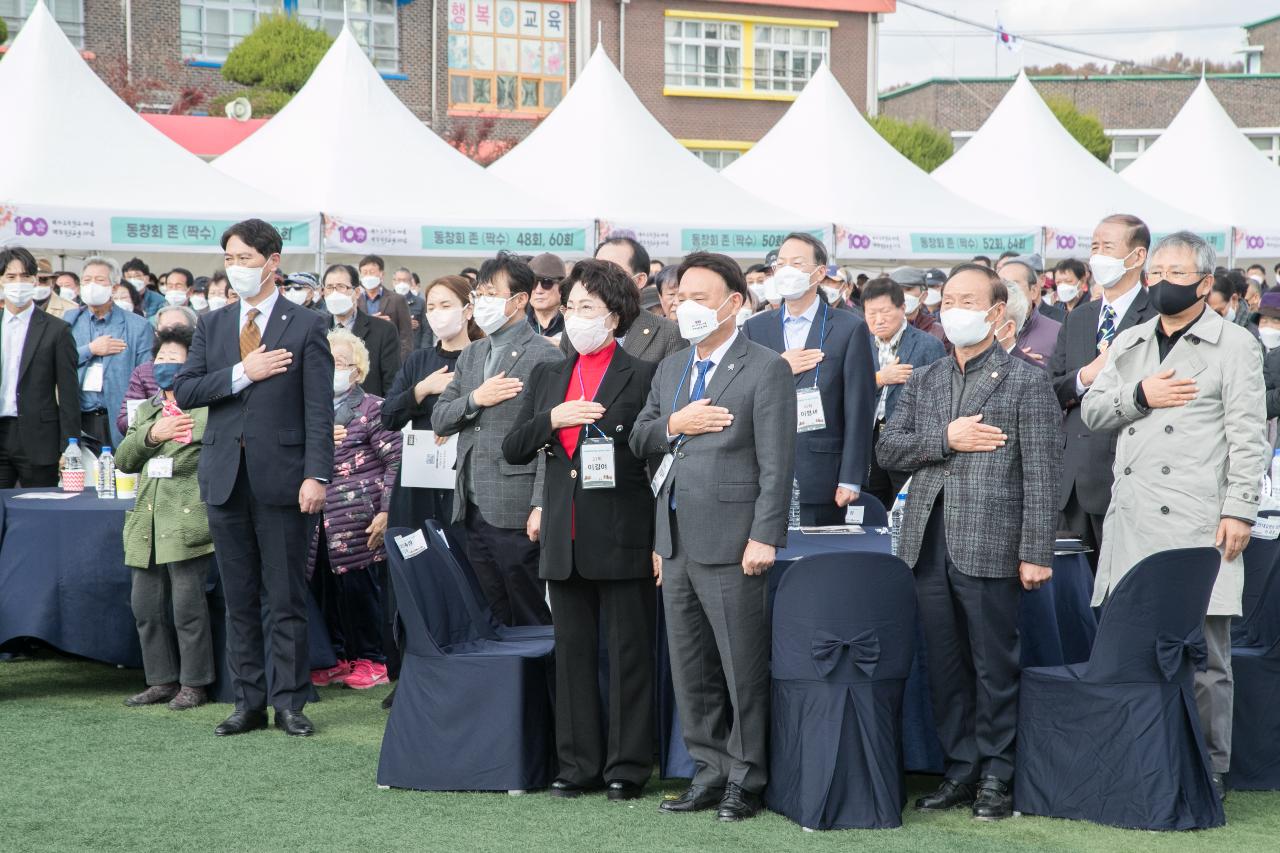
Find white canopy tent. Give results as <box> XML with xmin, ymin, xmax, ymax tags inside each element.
<box><xmin>1122</xmin><ymin>79</ymin><xmax>1280</xmax><ymax>262</ymax></box>
<box><xmin>215</xmin><ymin>27</ymin><xmax>589</xmax><ymax>259</ymax></box>
<box><xmin>723</xmin><ymin>64</ymin><xmax>1038</xmax><ymax>261</ymax></box>
<box><xmin>0</xmin><ymin>3</ymin><xmax>316</xmax><ymax>254</ymax></box>
<box><xmin>490</xmin><ymin>47</ymin><xmax>823</xmax><ymax>259</ymax></box>
<box><xmin>932</xmin><ymin>72</ymin><xmax>1227</xmax><ymax>259</ymax></box>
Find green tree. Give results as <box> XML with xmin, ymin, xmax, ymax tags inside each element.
<box><xmin>1045</xmin><ymin>96</ymin><xmax>1112</xmax><ymax>162</ymax></box>
<box><xmin>0</xmin><ymin>18</ymin><xmax>9</xmax><ymax>47</ymax></box>
<box><xmin>215</xmin><ymin>14</ymin><xmax>331</xmax><ymax>116</ymax></box>
<box><xmin>867</xmin><ymin>114</ymin><xmax>954</xmax><ymax>172</ymax></box>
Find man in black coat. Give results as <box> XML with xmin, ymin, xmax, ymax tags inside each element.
<box><xmin>0</xmin><ymin>247</ymin><xmax>81</xmax><ymax>487</ymax></box>
<box><xmin>1049</xmin><ymin>214</ymin><xmax>1156</xmax><ymax>566</ymax></box>
<box><xmin>319</xmin><ymin>263</ymin><xmax>400</xmax><ymax>397</ymax></box>
<box><xmin>175</xmin><ymin>219</ymin><xmax>334</xmax><ymax>739</ymax></box>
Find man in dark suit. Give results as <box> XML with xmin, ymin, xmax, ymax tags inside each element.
<box><xmin>390</xmin><ymin>267</ymin><xmax>428</xmax><ymax>349</ymax></box>
<box><xmin>742</xmin><ymin>232</ymin><xmax>876</xmax><ymax>525</ymax></box>
<box><xmin>320</xmin><ymin>263</ymin><xmax>400</xmax><ymax>397</ymax></box>
<box><xmin>175</xmin><ymin>219</ymin><xmax>334</xmax><ymax>738</ymax></box>
<box><xmin>860</xmin><ymin>276</ymin><xmax>947</xmax><ymax>508</ymax></box>
<box><xmin>0</xmin><ymin>247</ymin><xmax>81</xmax><ymax>487</ymax></box>
<box><xmin>563</xmin><ymin>237</ymin><xmax>684</xmax><ymax>363</ymax></box>
<box><xmin>1049</xmin><ymin>214</ymin><xmax>1155</xmax><ymax>566</ymax></box>
<box><xmin>631</xmin><ymin>252</ymin><xmax>796</xmax><ymax>822</ymax></box>
<box><xmin>878</xmin><ymin>264</ymin><xmax>1061</xmax><ymax>821</ymax></box>
<box><xmin>356</xmin><ymin>254</ymin><xmax>414</xmax><ymax>359</ymax></box>
<box><xmin>889</xmin><ymin>267</ymin><xmax>949</xmax><ymax>349</ymax></box>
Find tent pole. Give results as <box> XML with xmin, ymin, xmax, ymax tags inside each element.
<box><xmin>1227</xmin><ymin>226</ymin><xmax>1236</xmax><ymax>269</ymax></box>
<box><xmin>317</xmin><ymin>214</ymin><xmax>327</xmax><ymax>274</ymax></box>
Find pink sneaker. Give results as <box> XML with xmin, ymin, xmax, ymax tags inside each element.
<box><xmin>311</xmin><ymin>660</ymin><xmax>352</xmax><ymax>687</ymax></box>
<box><xmin>345</xmin><ymin>659</ymin><xmax>390</xmax><ymax>690</ymax></box>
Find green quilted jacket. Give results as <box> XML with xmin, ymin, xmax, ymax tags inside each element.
<box><xmin>115</xmin><ymin>396</ymin><xmax>213</xmax><ymax>569</ymax></box>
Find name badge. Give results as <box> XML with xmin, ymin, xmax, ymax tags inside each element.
<box><xmin>581</xmin><ymin>438</ymin><xmax>616</xmax><ymax>489</ymax></box>
<box><xmin>83</xmin><ymin>362</ymin><xmax>105</xmax><ymax>393</ymax></box>
<box><xmin>651</xmin><ymin>452</ymin><xmax>674</xmax><ymax>497</ymax></box>
<box><xmin>796</xmin><ymin>387</ymin><xmax>826</xmax><ymax>433</ymax></box>
<box><xmin>146</xmin><ymin>457</ymin><xmax>174</xmax><ymax>479</ymax></box>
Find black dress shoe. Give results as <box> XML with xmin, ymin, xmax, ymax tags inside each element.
<box><xmin>549</xmin><ymin>779</ymin><xmax>601</xmax><ymax>798</ymax></box>
<box><xmin>915</xmin><ymin>779</ymin><xmax>976</xmax><ymax>811</ymax></box>
<box><xmin>716</xmin><ymin>783</ymin><xmax>762</xmax><ymax>822</ymax></box>
<box><xmin>972</xmin><ymin>776</ymin><xmax>1013</xmax><ymax>821</ymax></box>
<box><xmin>213</xmin><ymin>709</ymin><xmax>268</xmax><ymax>737</ymax></box>
<box><xmin>381</xmin><ymin>686</ymin><xmax>396</xmax><ymax>710</ymax></box>
<box><xmin>1212</xmin><ymin>772</ymin><xmax>1228</xmax><ymax>802</ymax></box>
<box><xmin>658</xmin><ymin>784</ymin><xmax>725</xmax><ymax>813</ymax></box>
<box><xmin>606</xmin><ymin>780</ymin><xmax>644</xmax><ymax>801</ymax></box>
<box><xmin>274</xmin><ymin>709</ymin><xmax>315</xmax><ymax>737</ymax></box>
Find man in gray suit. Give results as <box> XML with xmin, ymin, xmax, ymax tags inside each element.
<box><xmin>878</xmin><ymin>263</ymin><xmax>1061</xmax><ymax>821</ymax></box>
<box><xmin>631</xmin><ymin>252</ymin><xmax>796</xmax><ymax>822</ymax></box>
<box><xmin>432</xmin><ymin>253</ymin><xmax>560</xmax><ymax>626</ymax></box>
<box><xmin>563</xmin><ymin>237</ymin><xmax>685</xmax><ymax>363</ymax></box>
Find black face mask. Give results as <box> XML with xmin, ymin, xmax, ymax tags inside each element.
<box><xmin>1148</xmin><ymin>276</ymin><xmax>1206</xmax><ymax>316</ymax></box>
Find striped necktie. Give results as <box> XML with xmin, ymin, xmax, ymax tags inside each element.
<box><xmin>1097</xmin><ymin>304</ymin><xmax>1116</xmax><ymax>350</ymax></box>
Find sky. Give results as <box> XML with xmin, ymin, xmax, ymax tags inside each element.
<box><xmin>879</xmin><ymin>0</ymin><xmax>1280</xmax><ymax>89</ymax></box>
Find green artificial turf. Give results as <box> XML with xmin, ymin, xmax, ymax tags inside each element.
<box><xmin>1</xmin><ymin>653</ymin><xmax>1277</xmax><ymax>852</ymax></box>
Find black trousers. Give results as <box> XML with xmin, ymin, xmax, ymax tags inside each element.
<box><xmin>915</xmin><ymin>502</ymin><xmax>1022</xmax><ymax>783</ymax></box>
<box><xmin>310</xmin><ymin>540</ymin><xmax>385</xmax><ymax>664</ymax></box>
<box><xmin>867</xmin><ymin>425</ymin><xmax>910</xmax><ymax>510</ymax></box>
<box><xmin>0</xmin><ymin>419</ymin><xmax>57</xmax><ymax>488</ymax></box>
<box><xmin>79</xmin><ymin>409</ymin><xmax>109</xmax><ymax>454</ymax></box>
<box><xmin>206</xmin><ymin>455</ymin><xmax>315</xmax><ymax>712</ymax></box>
<box><xmin>1059</xmin><ymin>486</ymin><xmax>1105</xmax><ymax>574</ymax></box>
<box><xmin>549</xmin><ymin>568</ymin><xmax>655</xmax><ymax>786</ymax></box>
<box><xmin>464</xmin><ymin>503</ymin><xmax>550</xmax><ymax>626</ymax></box>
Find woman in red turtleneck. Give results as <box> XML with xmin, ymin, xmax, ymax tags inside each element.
<box><xmin>503</xmin><ymin>259</ymin><xmax>660</xmax><ymax>802</ymax></box>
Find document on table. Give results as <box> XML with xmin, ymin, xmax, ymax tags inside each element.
<box><xmin>13</xmin><ymin>492</ymin><xmax>80</xmax><ymax>500</ymax></box>
<box><xmin>400</xmin><ymin>429</ymin><xmax>458</xmax><ymax>490</ymax></box>
<box><xmin>798</xmin><ymin>525</ymin><xmax>866</xmax><ymax>535</ymax></box>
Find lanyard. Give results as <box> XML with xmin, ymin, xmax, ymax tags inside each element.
<box><xmin>781</xmin><ymin>300</ymin><xmax>828</xmax><ymax>388</ymax></box>
<box><xmin>576</xmin><ymin>361</ymin><xmax>608</xmax><ymax>439</ymax></box>
<box><xmin>668</xmin><ymin>348</ymin><xmax>699</xmax><ymax>447</ymax></box>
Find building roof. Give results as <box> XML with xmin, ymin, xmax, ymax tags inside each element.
<box><xmin>1244</xmin><ymin>13</ymin><xmax>1280</xmax><ymax>30</ymax></box>
<box><xmin>880</xmin><ymin>72</ymin><xmax>1280</xmax><ymax>101</ymax></box>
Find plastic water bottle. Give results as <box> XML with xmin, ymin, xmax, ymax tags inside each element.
<box><xmin>890</xmin><ymin>492</ymin><xmax>908</xmax><ymax>556</ymax></box>
<box><xmin>60</xmin><ymin>439</ymin><xmax>85</xmax><ymax>493</ymax></box>
<box><xmin>788</xmin><ymin>478</ymin><xmax>802</xmax><ymax>529</ymax></box>
<box><xmin>97</xmin><ymin>447</ymin><xmax>116</xmax><ymax>499</ymax></box>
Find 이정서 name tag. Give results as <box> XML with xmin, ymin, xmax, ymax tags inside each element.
<box><xmin>83</xmin><ymin>362</ymin><xmax>105</xmax><ymax>394</ymax></box>
<box><xmin>146</xmin><ymin>457</ymin><xmax>174</xmax><ymax>479</ymax></box>
<box><xmin>581</xmin><ymin>438</ymin><xmax>616</xmax><ymax>489</ymax></box>
<box><xmin>796</xmin><ymin>387</ymin><xmax>826</xmax><ymax>433</ymax></box>
<box><xmin>651</xmin><ymin>452</ymin><xmax>674</xmax><ymax>497</ymax></box>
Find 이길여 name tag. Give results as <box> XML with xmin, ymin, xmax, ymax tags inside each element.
<box><xmin>581</xmin><ymin>438</ymin><xmax>616</xmax><ymax>489</ymax></box>
<box><xmin>796</xmin><ymin>387</ymin><xmax>826</xmax><ymax>433</ymax></box>
<box><xmin>146</xmin><ymin>457</ymin><xmax>174</xmax><ymax>479</ymax></box>
<box><xmin>651</xmin><ymin>452</ymin><xmax>674</xmax><ymax>496</ymax></box>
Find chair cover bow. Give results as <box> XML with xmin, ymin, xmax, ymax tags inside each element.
<box><xmin>1156</xmin><ymin>629</ymin><xmax>1208</xmax><ymax>682</ymax></box>
<box><xmin>811</xmin><ymin>629</ymin><xmax>880</xmax><ymax>677</ymax></box>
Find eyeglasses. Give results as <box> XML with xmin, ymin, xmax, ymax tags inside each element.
<box><xmin>772</xmin><ymin>258</ymin><xmax>816</xmax><ymax>271</ymax></box>
<box><xmin>533</xmin><ymin>278</ymin><xmax>560</xmax><ymax>290</ymax></box>
<box><xmin>1148</xmin><ymin>270</ymin><xmax>1207</xmax><ymax>284</ymax></box>
<box><xmin>323</xmin><ymin>283</ymin><xmax>354</xmax><ymax>294</ymax></box>
<box><xmin>560</xmin><ymin>304</ymin><xmax>609</xmax><ymax>320</ymax></box>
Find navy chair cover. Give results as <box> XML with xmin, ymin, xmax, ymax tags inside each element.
<box><xmin>1015</xmin><ymin>547</ymin><xmax>1224</xmax><ymax>830</ymax></box>
<box><xmin>1231</xmin><ymin>519</ymin><xmax>1280</xmax><ymax>647</ymax></box>
<box><xmin>1230</xmin><ymin>546</ymin><xmax>1280</xmax><ymax>790</ymax></box>
<box><xmin>766</xmin><ymin>552</ymin><xmax>916</xmax><ymax>830</ymax></box>
<box><xmin>377</xmin><ymin>528</ymin><xmax>555</xmax><ymax>792</ymax></box>
<box><xmin>849</xmin><ymin>492</ymin><xmax>888</xmax><ymax>527</ymax></box>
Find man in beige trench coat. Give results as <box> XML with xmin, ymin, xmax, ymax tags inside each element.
<box><xmin>1083</xmin><ymin>231</ymin><xmax>1269</xmax><ymax>802</ymax></box>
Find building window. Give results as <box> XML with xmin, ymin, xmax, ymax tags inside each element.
<box><xmin>663</xmin><ymin>19</ymin><xmax>741</xmax><ymax>90</ymax></box>
<box><xmin>447</xmin><ymin>0</ymin><xmax>569</xmax><ymax>115</ymax></box>
<box><xmin>180</xmin><ymin>1</ymin><xmax>281</xmax><ymax>61</ymax></box>
<box><xmin>296</xmin><ymin>0</ymin><xmax>399</xmax><ymax>72</ymax></box>
<box><xmin>752</xmin><ymin>25</ymin><xmax>828</xmax><ymax>92</ymax></box>
<box><xmin>1248</xmin><ymin>133</ymin><xmax>1280</xmax><ymax>165</ymax></box>
<box><xmin>1106</xmin><ymin>133</ymin><xmax>1157</xmax><ymax>173</ymax></box>
<box><xmin>1</xmin><ymin>0</ymin><xmax>84</xmax><ymax>48</ymax></box>
<box><xmin>662</xmin><ymin>12</ymin><xmax>835</xmax><ymax>99</ymax></box>
<box><xmin>689</xmin><ymin>149</ymin><xmax>742</xmax><ymax>170</ymax></box>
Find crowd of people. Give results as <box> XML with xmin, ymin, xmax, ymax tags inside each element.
<box><xmin>0</xmin><ymin>208</ymin><xmax>1269</xmax><ymax>820</ymax></box>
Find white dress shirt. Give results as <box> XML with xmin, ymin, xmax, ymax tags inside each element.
<box><xmin>1076</xmin><ymin>283</ymin><xmax>1143</xmax><ymax>396</ymax></box>
<box><xmin>0</xmin><ymin>305</ymin><xmax>35</xmax><ymax>418</ymax></box>
<box><xmin>782</xmin><ymin>297</ymin><xmax>821</xmax><ymax>351</ymax></box>
<box><xmin>874</xmin><ymin>323</ymin><xmax>907</xmax><ymax>423</ymax></box>
<box><xmin>230</xmin><ymin>287</ymin><xmax>280</xmax><ymax>394</ymax></box>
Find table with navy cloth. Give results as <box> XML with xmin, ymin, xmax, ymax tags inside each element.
<box><xmin>657</xmin><ymin>529</ymin><xmax>1098</xmax><ymax>778</ymax></box>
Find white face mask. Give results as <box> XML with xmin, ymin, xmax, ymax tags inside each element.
<box><xmin>747</xmin><ymin>282</ymin><xmax>767</xmax><ymax>303</ymax></box>
<box><xmin>393</xmin><ymin>281</ymin><xmax>411</xmax><ymax>296</ymax></box>
<box><xmin>1056</xmin><ymin>283</ymin><xmax>1080</xmax><ymax>304</ymax></box>
<box><xmin>81</xmin><ymin>283</ymin><xmax>113</xmax><ymax>307</ymax></box>
<box><xmin>763</xmin><ymin>277</ymin><xmax>782</xmax><ymax>306</ymax></box>
<box><xmin>59</xmin><ymin>287</ymin><xmax>79</xmax><ymax>303</ymax></box>
<box><xmin>1089</xmin><ymin>249</ymin><xmax>1138</xmax><ymax>289</ymax></box>
<box><xmin>124</xmin><ymin>276</ymin><xmax>147</xmax><ymax>293</ymax></box>
<box><xmin>189</xmin><ymin>294</ymin><xmax>208</xmax><ymax>311</ymax></box>
<box><xmin>1249</xmin><ymin>275</ymin><xmax>1264</xmax><ymax>286</ymax></box>
<box><xmin>360</xmin><ymin>275</ymin><xmax>382</xmax><ymax>292</ymax></box>
<box><xmin>903</xmin><ymin>293</ymin><xmax>921</xmax><ymax>315</ymax></box>
<box><xmin>1259</xmin><ymin>327</ymin><xmax>1280</xmax><ymax>350</ymax></box>
<box><xmin>226</xmin><ymin>265</ymin><xmax>266</xmax><ymax>299</ymax></box>
<box><xmin>773</xmin><ymin>265</ymin><xmax>814</xmax><ymax>300</ymax></box>
<box><xmin>821</xmin><ymin>285</ymin><xmax>843</xmax><ymax>304</ymax></box>
<box><xmin>163</xmin><ymin>290</ymin><xmax>188</xmax><ymax>307</ymax></box>
<box><xmin>564</xmin><ymin>312</ymin><xmax>614</xmax><ymax>355</ymax></box>
<box><xmin>676</xmin><ymin>296</ymin><xmax>732</xmax><ymax>345</ymax></box>
<box><xmin>113</xmin><ymin>299</ymin><xmax>135</xmax><ymax>313</ymax></box>
<box><xmin>735</xmin><ymin>306</ymin><xmax>753</xmax><ymax>327</ymax></box>
<box><xmin>325</xmin><ymin>293</ymin><xmax>354</xmax><ymax>317</ymax></box>
<box><xmin>33</xmin><ymin>285</ymin><xmax>51</xmax><ymax>302</ymax></box>
<box><xmin>939</xmin><ymin>305</ymin><xmax>995</xmax><ymax>348</ymax></box>
<box><xmin>1224</xmin><ymin>305</ymin><xmax>1237</xmax><ymax>324</ymax></box>
<box><xmin>473</xmin><ymin>294</ymin><xmax>515</xmax><ymax>335</ymax></box>
<box><xmin>207</xmin><ymin>295</ymin><xmax>228</xmax><ymax>311</ymax></box>
<box><xmin>283</xmin><ymin>289</ymin><xmax>310</xmax><ymax>306</ymax></box>
<box><xmin>4</xmin><ymin>282</ymin><xmax>35</xmax><ymax>307</ymax></box>
<box><xmin>333</xmin><ymin>368</ymin><xmax>354</xmax><ymax>396</ymax></box>
<box><xmin>924</xmin><ymin>288</ymin><xmax>942</xmax><ymax>307</ymax></box>
<box><xmin>427</xmin><ymin>306</ymin><xmax>466</xmax><ymax>341</ymax></box>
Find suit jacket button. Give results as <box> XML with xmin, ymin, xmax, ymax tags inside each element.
<box><xmin>1127</xmin><ymin>427</ymin><xmax>1135</xmax><ymax>435</ymax></box>
<box><xmin>615</xmin><ymin>425</ymin><xmax>623</xmax><ymax>433</ymax></box>
<box><xmin>1161</xmin><ymin>466</ymin><xmax>1170</xmax><ymax>475</ymax></box>
<box><xmin>570</xmin><ymin>470</ymin><xmax>577</xmax><ymax>479</ymax></box>
<box><xmin>1123</xmin><ymin>467</ymin><xmax>1131</xmax><ymax>475</ymax></box>
<box><xmin>643</xmin><ymin>328</ymin><xmax>651</xmax><ymax>335</ymax></box>
<box><xmin>1160</xmin><ymin>506</ymin><xmax>1170</xmax><ymax>515</ymax></box>
<box><xmin>474</xmin><ymin>426</ymin><xmax>481</xmax><ymax>432</ymax></box>
<box><xmin>1164</xmin><ymin>425</ymin><xmax>1174</xmax><ymax>434</ymax></box>
<box><xmin>677</xmin><ymin>451</ymin><xmax>685</xmax><ymax>459</ymax></box>
<box><xmin>943</xmin><ymin>470</ymin><xmax>950</xmax><ymax>477</ymax></box>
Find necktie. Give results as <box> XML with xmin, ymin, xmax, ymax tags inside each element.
<box><xmin>240</xmin><ymin>308</ymin><xmax>261</xmax><ymax>360</ymax></box>
<box><xmin>1097</xmin><ymin>304</ymin><xmax>1116</xmax><ymax>349</ymax></box>
<box><xmin>671</xmin><ymin>359</ymin><xmax>714</xmax><ymax>510</ymax></box>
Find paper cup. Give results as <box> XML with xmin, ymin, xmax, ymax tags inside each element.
<box><xmin>115</xmin><ymin>471</ymin><xmax>139</xmax><ymax>500</ymax></box>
